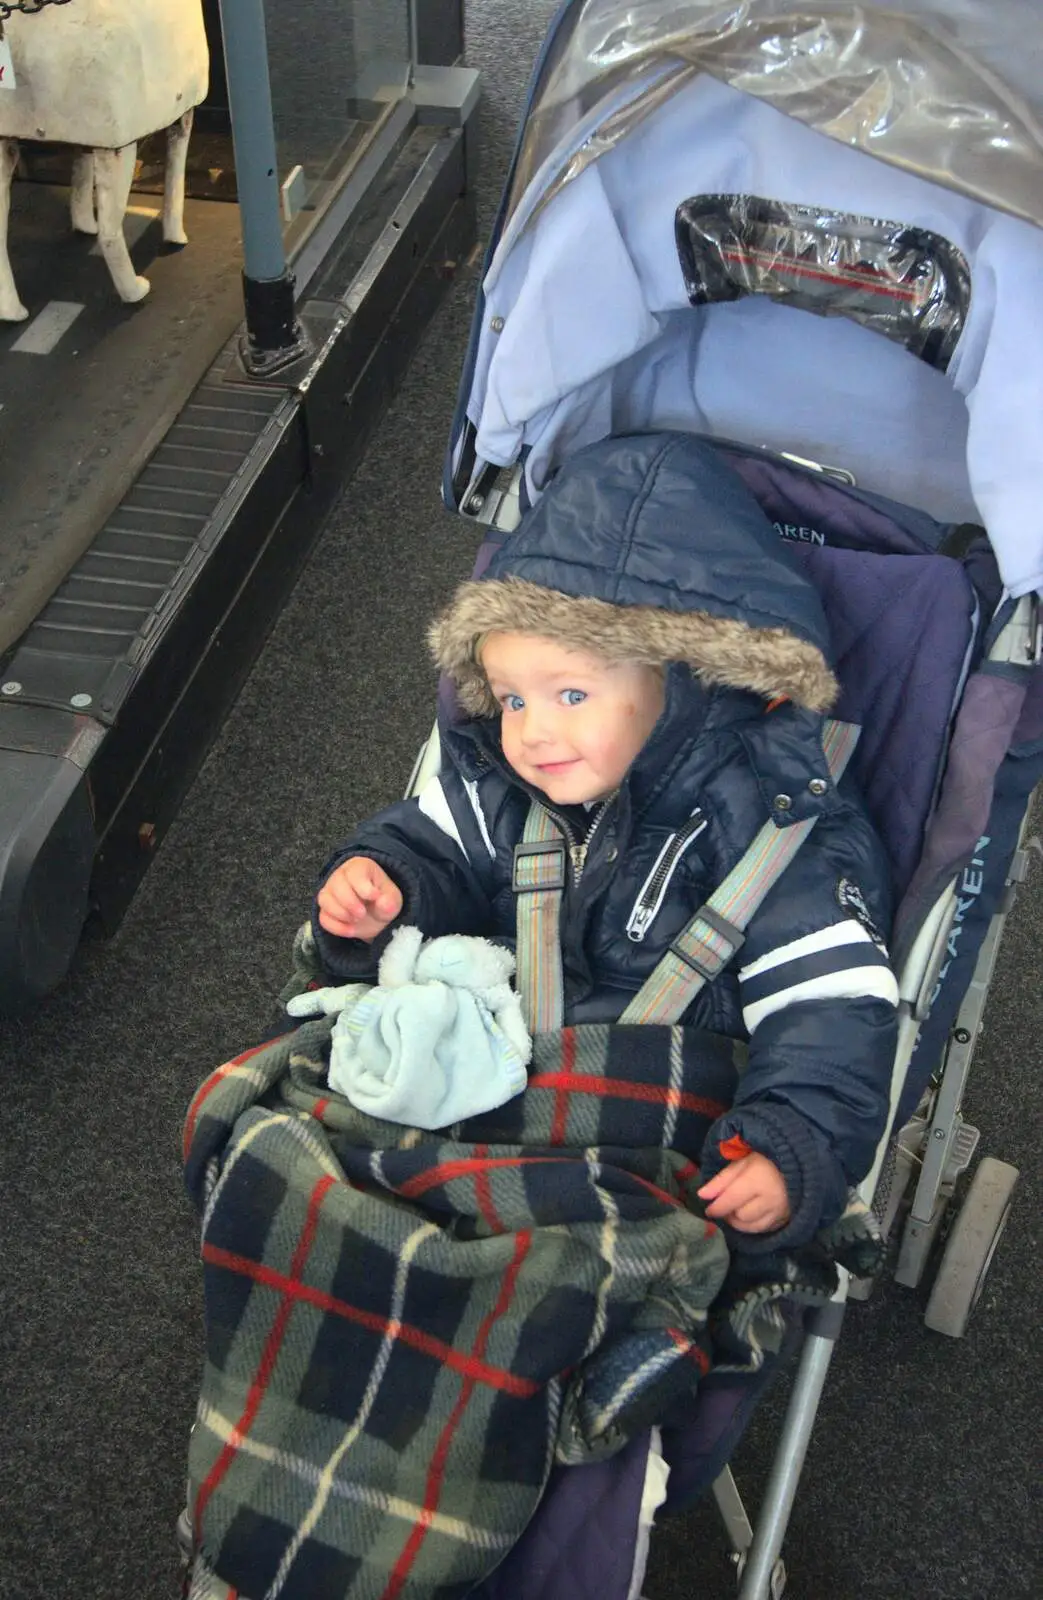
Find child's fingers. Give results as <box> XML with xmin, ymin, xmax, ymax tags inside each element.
<box><xmin>320</xmin><ymin>877</ymin><xmax>368</xmax><ymax>924</ymax></box>
<box><xmin>696</xmin><ymin>1163</ymin><xmax>744</xmax><ymax>1202</ymax></box>
<box><xmin>702</xmin><ymin>1183</ymin><xmax>758</xmax><ymax>1220</ymax></box>
<box><xmin>727</xmin><ymin>1198</ymin><xmax>779</xmax><ymax>1231</ymax></box>
<box><xmin>347</xmin><ymin>860</ymin><xmax>401</xmax><ymax>918</ymax></box>
<box><xmin>317</xmin><ymin>860</ymin><xmax>402</xmax><ymax>940</ymax></box>
<box><xmin>318</xmin><ymin>907</ymin><xmax>361</xmax><ymax>937</ymax></box>
<box><xmin>375</xmin><ymin>879</ymin><xmax>403</xmax><ymax>920</ymax></box>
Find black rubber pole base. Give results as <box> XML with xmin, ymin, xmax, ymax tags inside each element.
<box><xmin>240</xmin><ymin>270</ymin><xmax>311</xmax><ymax>377</ymax></box>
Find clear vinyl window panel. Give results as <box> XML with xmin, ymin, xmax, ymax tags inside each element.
<box><xmin>676</xmin><ymin>195</ymin><xmax>971</xmax><ymax>373</ymax></box>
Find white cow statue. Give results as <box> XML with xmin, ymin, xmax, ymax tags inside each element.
<box><xmin>0</xmin><ymin>0</ymin><xmax>210</xmax><ymax>321</ymax></box>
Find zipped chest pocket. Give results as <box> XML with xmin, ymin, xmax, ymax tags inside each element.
<box><xmin>625</xmin><ymin>810</ymin><xmax>709</xmax><ymax>942</ymax></box>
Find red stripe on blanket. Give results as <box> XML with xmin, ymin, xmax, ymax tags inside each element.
<box><xmin>380</xmin><ymin>1231</ymin><xmax>533</xmax><ymax>1600</ymax></box>
<box><xmin>200</xmin><ymin>1243</ymin><xmax>541</xmax><ymax>1398</ymax></box>
<box><xmin>182</xmin><ymin>1038</ymin><xmax>289</xmax><ymax>1162</ymax></box>
<box><xmin>528</xmin><ymin>1072</ymin><xmax>727</xmax><ymax>1119</ymax></box>
<box><xmin>550</xmin><ymin>1028</ymin><xmax>576</xmax><ymax>1146</ymax></box>
<box><xmin>395</xmin><ymin>1153</ymin><xmax>686</xmax><ymax>1213</ymax></box>
<box><xmin>194</xmin><ymin>1173</ymin><xmax>335</xmax><ymax>1540</ymax></box>
<box><xmin>395</xmin><ymin>1153</ymin><xmax>573</xmax><ymax>1199</ymax></box>
<box><xmin>666</xmin><ymin>1325</ymin><xmax>712</xmax><ymax>1376</ymax></box>
<box><xmin>471</xmin><ymin>1144</ymin><xmax>505</xmax><ymax>1234</ymax></box>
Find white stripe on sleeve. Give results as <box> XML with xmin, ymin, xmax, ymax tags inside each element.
<box><xmin>462</xmin><ymin>777</ymin><xmax>497</xmax><ymax>859</ymax></box>
<box><xmin>739</xmin><ymin>920</ymin><xmax>880</xmax><ymax>982</ymax></box>
<box><xmin>742</xmin><ymin>965</ymin><xmax>900</xmax><ymax>1033</ymax></box>
<box><xmin>416</xmin><ymin>776</ymin><xmax>468</xmax><ymax>856</ymax></box>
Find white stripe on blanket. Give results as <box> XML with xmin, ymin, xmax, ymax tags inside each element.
<box><xmin>195</xmin><ymin>1402</ymin><xmax>517</xmax><ymax>1550</ymax></box>
<box><xmin>202</xmin><ymin>1109</ymin><xmax>340</xmax><ymax>1235</ymax></box>
<box><xmin>266</xmin><ymin>1215</ymin><xmax>444</xmax><ymax>1595</ymax></box>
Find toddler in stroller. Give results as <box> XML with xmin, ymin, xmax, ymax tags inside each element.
<box><xmin>181</xmin><ymin>433</ymin><xmax>900</xmax><ymax>1600</ymax></box>
<box><xmin>313</xmin><ymin>429</ymin><xmax>899</xmax><ymax>1251</ymax></box>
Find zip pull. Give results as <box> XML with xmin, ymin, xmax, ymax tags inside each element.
<box><xmin>569</xmin><ymin>841</ymin><xmax>588</xmax><ymax>876</ymax></box>
<box><xmin>626</xmin><ymin>900</ymin><xmax>660</xmax><ymax>943</ymax></box>
<box><xmin>626</xmin><ymin>811</ymin><xmax>708</xmax><ymax>942</ymax></box>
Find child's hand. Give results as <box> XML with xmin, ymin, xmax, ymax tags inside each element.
<box><xmin>697</xmin><ymin>1152</ymin><xmax>791</xmax><ymax>1234</ymax></box>
<box><xmin>317</xmin><ymin>858</ymin><xmax>403</xmax><ymax>942</ymax></box>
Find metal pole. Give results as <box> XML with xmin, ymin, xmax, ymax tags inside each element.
<box><xmin>407</xmin><ymin>0</ymin><xmax>421</xmax><ymax>82</ymax></box>
<box><xmin>217</xmin><ymin>0</ymin><xmax>308</xmax><ymax>374</ymax></box>
<box><xmin>737</xmin><ymin>1300</ymin><xmax>846</xmax><ymax>1600</ymax></box>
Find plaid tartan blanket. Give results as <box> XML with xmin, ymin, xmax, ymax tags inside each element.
<box><xmin>182</xmin><ymin>979</ymin><xmax>882</xmax><ymax>1599</ymax></box>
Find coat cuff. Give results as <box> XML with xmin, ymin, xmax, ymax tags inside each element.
<box><xmin>701</xmin><ymin>1104</ymin><xmax>847</xmax><ymax>1254</ymax></box>
<box><xmin>308</xmin><ymin>910</ymin><xmax>387</xmax><ymax>983</ymax></box>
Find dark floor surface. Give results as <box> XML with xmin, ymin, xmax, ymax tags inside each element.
<box><xmin>1</xmin><ymin>5</ymin><xmax>1040</xmax><ymax>1599</ymax></box>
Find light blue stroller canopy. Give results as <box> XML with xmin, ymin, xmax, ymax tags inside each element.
<box><xmin>447</xmin><ymin>0</ymin><xmax>1043</xmax><ymax>598</ymax></box>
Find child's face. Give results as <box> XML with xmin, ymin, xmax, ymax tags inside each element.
<box><xmin>480</xmin><ymin>632</ymin><xmax>665</xmax><ymax>805</ymax></box>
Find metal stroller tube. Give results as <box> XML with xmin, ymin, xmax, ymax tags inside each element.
<box><xmin>738</xmin><ymin>1286</ymin><xmax>848</xmax><ymax>1600</ymax></box>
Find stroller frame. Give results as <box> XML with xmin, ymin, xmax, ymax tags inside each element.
<box><xmin>407</xmin><ymin>473</ymin><xmax>1036</xmax><ymax>1596</ymax></box>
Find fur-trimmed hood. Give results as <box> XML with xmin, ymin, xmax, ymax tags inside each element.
<box><xmin>431</xmin><ymin>433</ymin><xmax>838</xmax><ymax>718</ymax></box>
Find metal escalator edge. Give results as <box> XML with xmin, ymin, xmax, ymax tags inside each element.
<box><xmin>0</xmin><ymin>114</ymin><xmax>476</xmax><ymax>1013</ymax></box>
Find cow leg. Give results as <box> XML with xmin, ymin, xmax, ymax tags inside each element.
<box><xmin>0</xmin><ymin>138</ymin><xmax>28</xmax><ymax>322</ymax></box>
<box><xmin>94</xmin><ymin>142</ymin><xmax>149</xmax><ymax>303</ymax></box>
<box><xmin>70</xmin><ymin>150</ymin><xmax>98</xmax><ymax>235</ymax></box>
<box><xmin>162</xmin><ymin>109</ymin><xmax>193</xmax><ymax>246</ymax></box>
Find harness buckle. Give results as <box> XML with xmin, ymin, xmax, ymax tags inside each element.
<box><xmin>512</xmin><ymin>839</ymin><xmax>567</xmax><ymax>893</ymax></box>
<box><xmin>670</xmin><ymin>904</ymin><xmax>746</xmax><ymax>979</ymax></box>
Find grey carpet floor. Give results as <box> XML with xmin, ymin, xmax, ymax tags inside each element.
<box><xmin>1</xmin><ymin>5</ymin><xmax>1040</xmax><ymax>1599</ymax></box>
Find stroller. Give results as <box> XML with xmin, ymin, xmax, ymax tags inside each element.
<box><xmin>181</xmin><ymin>4</ymin><xmax>1043</xmax><ymax>1598</ymax></box>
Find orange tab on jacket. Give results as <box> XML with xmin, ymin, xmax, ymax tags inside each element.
<box><xmin>719</xmin><ymin>1133</ymin><xmax>753</xmax><ymax>1162</ymax></box>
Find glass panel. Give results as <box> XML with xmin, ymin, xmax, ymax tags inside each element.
<box><xmin>265</xmin><ymin>0</ymin><xmax>414</xmax><ymax>227</ymax></box>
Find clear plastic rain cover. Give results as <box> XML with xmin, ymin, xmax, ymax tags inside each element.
<box><xmin>510</xmin><ymin>2</ymin><xmax>1043</xmax><ymax>230</ymax></box>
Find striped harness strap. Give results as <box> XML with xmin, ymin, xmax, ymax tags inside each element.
<box><xmin>513</xmin><ymin>719</ymin><xmax>860</xmax><ymax>1033</ymax></box>
<box><xmin>512</xmin><ymin>801</ymin><xmax>568</xmax><ymax>1033</ymax></box>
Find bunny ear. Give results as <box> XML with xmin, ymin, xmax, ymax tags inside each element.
<box><xmin>377</xmin><ymin>925</ymin><xmax>424</xmax><ymax>988</ymax></box>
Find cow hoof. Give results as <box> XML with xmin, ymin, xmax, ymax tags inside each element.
<box><xmin>72</xmin><ymin>219</ymin><xmax>99</xmax><ymax>238</ymax></box>
<box><xmin>163</xmin><ymin>228</ymin><xmax>188</xmax><ymax>248</ymax></box>
<box><xmin>121</xmin><ymin>275</ymin><xmax>151</xmax><ymax>304</ymax></box>
<box><xmin>0</xmin><ymin>299</ymin><xmax>29</xmax><ymax>323</ymax></box>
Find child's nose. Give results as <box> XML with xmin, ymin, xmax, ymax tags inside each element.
<box><xmin>520</xmin><ymin>704</ymin><xmax>555</xmax><ymax>746</ymax></box>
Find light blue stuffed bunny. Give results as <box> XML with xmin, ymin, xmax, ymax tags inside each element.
<box><xmin>286</xmin><ymin>927</ymin><xmax>532</xmax><ymax>1129</ymax></box>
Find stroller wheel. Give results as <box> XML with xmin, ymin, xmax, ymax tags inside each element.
<box><xmin>924</xmin><ymin>1157</ymin><xmax>1019</xmax><ymax>1337</ymax></box>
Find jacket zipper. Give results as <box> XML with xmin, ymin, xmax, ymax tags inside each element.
<box><xmin>548</xmin><ymin>798</ymin><xmax>614</xmax><ymax>886</ymax></box>
<box><xmin>625</xmin><ymin>810</ymin><xmax>708</xmax><ymax>942</ymax></box>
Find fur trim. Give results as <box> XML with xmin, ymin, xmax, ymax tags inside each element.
<box><xmin>429</xmin><ymin>576</ymin><xmax>838</xmax><ymax>716</ymax></box>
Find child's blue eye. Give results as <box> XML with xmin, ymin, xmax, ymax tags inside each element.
<box><xmin>502</xmin><ymin>693</ymin><xmax>525</xmax><ymax>712</ymax></box>
<box><xmin>561</xmin><ymin>688</ymin><xmax>587</xmax><ymax>706</ymax></box>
